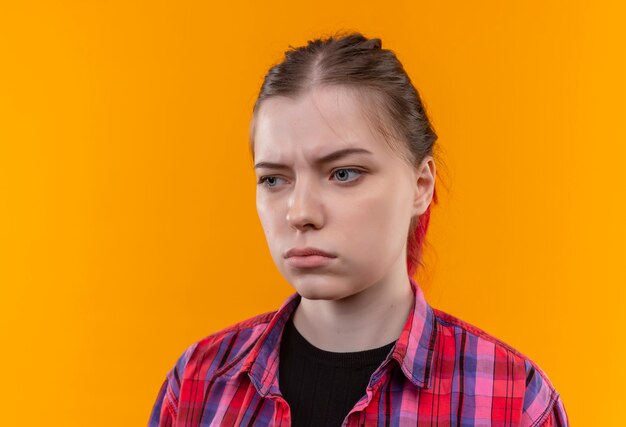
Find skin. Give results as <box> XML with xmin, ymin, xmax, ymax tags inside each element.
<box><xmin>252</xmin><ymin>85</ymin><xmax>436</xmax><ymax>352</ymax></box>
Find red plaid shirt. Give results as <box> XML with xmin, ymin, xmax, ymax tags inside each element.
<box><xmin>149</xmin><ymin>278</ymin><xmax>568</xmax><ymax>426</ymax></box>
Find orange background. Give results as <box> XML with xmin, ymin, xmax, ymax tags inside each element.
<box><xmin>1</xmin><ymin>1</ymin><xmax>624</xmax><ymax>425</ymax></box>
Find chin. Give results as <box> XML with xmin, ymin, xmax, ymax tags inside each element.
<box><xmin>289</xmin><ymin>275</ymin><xmax>355</xmax><ymax>301</ymax></box>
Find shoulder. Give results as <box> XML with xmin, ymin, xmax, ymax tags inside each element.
<box><xmin>432</xmin><ymin>308</ymin><xmax>566</xmax><ymax>427</ymax></box>
<box><xmin>173</xmin><ymin>309</ymin><xmax>278</xmax><ymax>378</ymax></box>
<box><xmin>150</xmin><ymin>310</ymin><xmax>278</xmax><ymax>423</ymax></box>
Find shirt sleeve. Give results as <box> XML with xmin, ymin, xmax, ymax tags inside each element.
<box><xmin>148</xmin><ymin>342</ymin><xmax>199</xmax><ymax>427</ymax></box>
<box><xmin>536</xmin><ymin>393</ymin><xmax>569</xmax><ymax>427</ymax></box>
<box><xmin>148</xmin><ymin>377</ymin><xmax>174</xmax><ymax>427</ymax></box>
<box><xmin>521</xmin><ymin>359</ymin><xmax>569</xmax><ymax>427</ymax></box>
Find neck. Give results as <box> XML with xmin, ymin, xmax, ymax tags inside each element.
<box><xmin>291</xmin><ymin>263</ymin><xmax>414</xmax><ymax>353</ymax></box>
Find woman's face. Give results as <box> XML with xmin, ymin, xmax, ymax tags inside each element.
<box><xmin>253</xmin><ymin>85</ymin><xmax>428</xmax><ymax>301</ymax></box>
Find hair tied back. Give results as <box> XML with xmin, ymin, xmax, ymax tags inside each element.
<box><xmin>367</xmin><ymin>38</ymin><xmax>382</xmax><ymax>49</ymax></box>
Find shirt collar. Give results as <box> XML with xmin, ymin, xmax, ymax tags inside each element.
<box><xmin>221</xmin><ymin>277</ymin><xmax>438</xmax><ymax>397</ymax></box>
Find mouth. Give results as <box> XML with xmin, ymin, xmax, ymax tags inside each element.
<box><xmin>284</xmin><ymin>254</ymin><xmax>336</xmax><ymax>269</ymax></box>
<box><xmin>284</xmin><ymin>247</ymin><xmax>337</xmax><ymax>258</ymax></box>
<box><xmin>284</xmin><ymin>247</ymin><xmax>337</xmax><ymax>269</ymax></box>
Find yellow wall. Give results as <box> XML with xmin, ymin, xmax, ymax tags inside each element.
<box><xmin>1</xmin><ymin>1</ymin><xmax>624</xmax><ymax>425</ymax></box>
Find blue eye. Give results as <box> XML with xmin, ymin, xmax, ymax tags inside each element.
<box><xmin>257</xmin><ymin>168</ymin><xmax>363</xmax><ymax>189</ymax></box>
<box><xmin>257</xmin><ymin>176</ymin><xmax>284</xmax><ymax>188</ymax></box>
<box><xmin>332</xmin><ymin>168</ymin><xmax>362</xmax><ymax>182</ymax></box>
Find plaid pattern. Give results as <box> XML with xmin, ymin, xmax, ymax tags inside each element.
<box><xmin>149</xmin><ymin>278</ymin><xmax>568</xmax><ymax>426</ymax></box>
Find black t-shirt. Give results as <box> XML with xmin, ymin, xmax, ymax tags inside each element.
<box><xmin>278</xmin><ymin>314</ymin><xmax>396</xmax><ymax>427</ymax></box>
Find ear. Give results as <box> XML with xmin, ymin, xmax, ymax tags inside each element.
<box><xmin>412</xmin><ymin>155</ymin><xmax>436</xmax><ymax>217</ymax></box>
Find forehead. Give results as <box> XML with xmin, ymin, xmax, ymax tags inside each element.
<box><xmin>253</xmin><ymin>86</ymin><xmax>393</xmax><ymax>161</ymax></box>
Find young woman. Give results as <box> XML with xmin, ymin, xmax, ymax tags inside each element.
<box><xmin>149</xmin><ymin>32</ymin><xmax>568</xmax><ymax>426</ymax></box>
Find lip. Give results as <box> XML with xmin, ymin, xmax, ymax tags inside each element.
<box><xmin>284</xmin><ymin>247</ymin><xmax>337</xmax><ymax>258</ymax></box>
<box><xmin>285</xmin><ymin>255</ymin><xmax>336</xmax><ymax>268</ymax></box>
<box><xmin>284</xmin><ymin>247</ymin><xmax>337</xmax><ymax>269</ymax></box>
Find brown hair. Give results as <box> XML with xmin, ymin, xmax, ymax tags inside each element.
<box><xmin>249</xmin><ymin>31</ymin><xmax>441</xmax><ymax>277</ymax></box>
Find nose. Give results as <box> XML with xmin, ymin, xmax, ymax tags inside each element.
<box><xmin>286</xmin><ymin>176</ymin><xmax>323</xmax><ymax>232</ymax></box>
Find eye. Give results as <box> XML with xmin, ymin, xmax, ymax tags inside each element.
<box><xmin>332</xmin><ymin>168</ymin><xmax>363</xmax><ymax>183</ymax></box>
<box><xmin>257</xmin><ymin>169</ymin><xmax>363</xmax><ymax>189</ymax></box>
<box><xmin>257</xmin><ymin>176</ymin><xmax>286</xmax><ymax>189</ymax></box>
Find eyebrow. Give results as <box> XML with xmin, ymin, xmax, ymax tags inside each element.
<box><xmin>254</xmin><ymin>147</ymin><xmax>373</xmax><ymax>170</ymax></box>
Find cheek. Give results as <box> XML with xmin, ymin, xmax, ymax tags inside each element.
<box><xmin>256</xmin><ymin>197</ymin><xmax>286</xmax><ymax>246</ymax></box>
<box><xmin>256</xmin><ymin>199</ymin><xmax>273</xmax><ymax>235</ymax></box>
<box><xmin>337</xmin><ymin>185</ymin><xmax>410</xmax><ymax>248</ymax></box>
<box><xmin>256</xmin><ymin>192</ymin><xmax>276</xmax><ymax>221</ymax></box>
<box><xmin>356</xmin><ymin>174</ymin><xmax>411</xmax><ymax>222</ymax></box>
